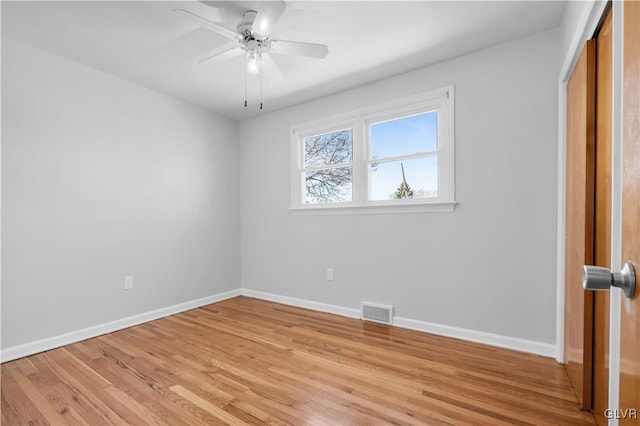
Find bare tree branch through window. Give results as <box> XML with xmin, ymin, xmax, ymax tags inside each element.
<box><xmin>304</xmin><ymin>130</ymin><xmax>352</xmax><ymax>203</ymax></box>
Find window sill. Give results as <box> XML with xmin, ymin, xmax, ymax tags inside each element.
<box><xmin>289</xmin><ymin>201</ymin><xmax>458</xmax><ymax>216</ymax></box>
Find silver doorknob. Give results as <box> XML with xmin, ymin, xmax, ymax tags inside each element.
<box><xmin>582</xmin><ymin>262</ymin><xmax>636</xmax><ymax>299</ymax></box>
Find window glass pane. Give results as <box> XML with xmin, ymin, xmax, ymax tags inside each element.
<box><xmin>370</xmin><ymin>112</ymin><xmax>437</xmax><ymax>159</ymax></box>
<box><xmin>370</xmin><ymin>157</ymin><xmax>438</xmax><ymax>201</ymax></box>
<box><xmin>305</xmin><ymin>167</ymin><xmax>352</xmax><ymax>204</ymax></box>
<box><xmin>304</xmin><ymin>129</ymin><xmax>353</xmax><ymax>168</ymax></box>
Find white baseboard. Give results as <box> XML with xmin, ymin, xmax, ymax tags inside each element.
<box><xmin>241</xmin><ymin>289</ymin><xmax>361</xmax><ymax>319</ymax></box>
<box><xmin>1</xmin><ymin>288</ymin><xmax>556</xmax><ymax>363</ymax></box>
<box><xmin>241</xmin><ymin>288</ymin><xmax>556</xmax><ymax>358</ymax></box>
<box><xmin>0</xmin><ymin>289</ymin><xmax>241</xmax><ymax>363</ymax></box>
<box><xmin>393</xmin><ymin>317</ymin><xmax>555</xmax><ymax>358</ymax></box>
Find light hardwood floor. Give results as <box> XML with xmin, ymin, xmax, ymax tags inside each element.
<box><xmin>2</xmin><ymin>296</ymin><xmax>596</xmax><ymax>425</ymax></box>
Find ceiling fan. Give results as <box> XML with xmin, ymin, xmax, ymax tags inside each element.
<box><xmin>175</xmin><ymin>1</ymin><xmax>329</xmax><ymax>108</ymax></box>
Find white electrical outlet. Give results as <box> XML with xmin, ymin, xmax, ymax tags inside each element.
<box><xmin>124</xmin><ymin>276</ymin><xmax>134</xmax><ymax>290</ymax></box>
<box><xmin>326</xmin><ymin>268</ymin><xmax>334</xmax><ymax>281</ymax></box>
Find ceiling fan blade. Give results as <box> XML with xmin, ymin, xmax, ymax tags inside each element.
<box><xmin>261</xmin><ymin>54</ymin><xmax>284</xmax><ymax>82</ymax></box>
<box><xmin>174</xmin><ymin>8</ymin><xmax>238</xmax><ymax>41</ymax></box>
<box><xmin>269</xmin><ymin>40</ymin><xmax>329</xmax><ymax>59</ymax></box>
<box><xmin>238</xmin><ymin>10</ymin><xmax>257</xmax><ymax>33</ymax></box>
<box><xmin>254</xmin><ymin>0</ymin><xmax>286</xmax><ymax>37</ymax></box>
<box><xmin>197</xmin><ymin>41</ymin><xmax>242</xmax><ymax>63</ymax></box>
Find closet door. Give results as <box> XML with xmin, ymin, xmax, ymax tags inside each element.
<box><xmin>564</xmin><ymin>38</ymin><xmax>596</xmax><ymax>410</ymax></box>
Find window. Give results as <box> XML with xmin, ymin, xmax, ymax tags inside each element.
<box><xmin>368</xmin><ymin>111</ymin><xmax>439</xmax><ymax>201</ymax></box>
<box><xmin>291</xmin><ymin>86</ymin><xmax>456</xmax><ymax>214</ymax></box>
<box><xmin>303</xmin><ymin>128</ymin><xmax>353</xmax><ymax>204</ymax></box>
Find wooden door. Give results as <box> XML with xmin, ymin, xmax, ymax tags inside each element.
<box><xmin>564</xmin><ymin>39</ymin><xmax>596</xmax><ymax>410</ymax></box>
<box><xmin>619</xmin><ymin>1</ymin><xmax>640</xmax><ymax>424</ymax></box>
<box><xmin>593</xmin><ymin>9</ymin><xmax>612</xmax><ymax>424</ymax></box>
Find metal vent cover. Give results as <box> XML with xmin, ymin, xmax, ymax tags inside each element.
<box><xmin>361</xmin><ymin>302</ymin><xmax>393</xmax><ymax>325</ymax></box>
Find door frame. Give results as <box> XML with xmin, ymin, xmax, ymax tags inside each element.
<box><xmin>608</xmin><ymin>1</ymin><xmax>624</xmax><ymax>421</ymax></box>
<box><xmin>556</xmin><ymin>0</ymin><xmax>624</xmax><ymax>420</ymax></box>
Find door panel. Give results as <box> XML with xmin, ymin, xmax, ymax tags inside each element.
<box><xmin>593</xmin><ymin>10</ymin><xmax>612</xmax><ymax>424</ymax></box>
<box><xmin>620</xmin><ymin>1</ymin><xmax>640</xmax><ymax>424</ymax></box>
<box><xmin>565</xmin><ymin>39</ymin><xmax>596</xmax><ymax>410</ymax></box>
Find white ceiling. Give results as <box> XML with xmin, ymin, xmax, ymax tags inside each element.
<box><xmin>2</xmin><ymin>1</ymin><xmax>566</xmax><ymax>120</ymax></box>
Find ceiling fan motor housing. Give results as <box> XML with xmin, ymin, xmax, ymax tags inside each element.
<box><xmin>246</xmin><ymin>39</ymin><xmax>261</xmax><ymax>55</ymax></box>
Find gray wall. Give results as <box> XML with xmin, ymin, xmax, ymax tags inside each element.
<box><xmin>239</xmin><ymin>28</ymin><xmax>561</xmax><ymax>344</ymax></box>
<box><xmin>2</xmin><ymin>25</ymin><xmax>562</xmax><ymax>352</ymax></box>
<box><xmin>1</xmin><ymin>38</ymin><xmax>240</xmax><ymax>349</ymax></box>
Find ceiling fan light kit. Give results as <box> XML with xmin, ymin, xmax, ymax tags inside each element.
<box><xmin>176</xmin><ymin>1</ymin><xmax>328</xmax><ymax>111</ymax></box>
<box><xmin>245</xmin><ymin>39</ymin><xmax>261</xmax><ymax>75</ymax></box>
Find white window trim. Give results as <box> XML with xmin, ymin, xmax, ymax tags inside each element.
<box><xmin>290</xmin><ymin>86</ymin><xmax>456</xmax><ymax>215</ymax></box>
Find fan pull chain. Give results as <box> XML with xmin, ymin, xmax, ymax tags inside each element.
<box><xmin>244</xmin><ymin>55</ymin><xmax>248</xmax><ymax>108</ymax></box>
<box><xmin>259</xmin><ymin>66</ymin><xmax>263</xmax><ymax>110</ymax></box>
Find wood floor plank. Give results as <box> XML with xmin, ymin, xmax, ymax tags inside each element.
<box><xmin>11</xmin><ymin>365</ymin><xmax>85</xmax><ymax>426</ymax></box>
<box><xmin>41</xmin><ymin>352</ymin><xmax>129</xmax><ymax>425</ymax></box>
<box><xmin>1</xmin><ymin>370</ymin><xmax>49</xmax><ymax>425</ymax></box>
<box><xmin>1</xmin><ymin>296</ymin><xmax>597</xmax><ymax>425</ymax></box>
<box><xmin>85</xmin><ymin>350</ymin><xmax>204</xmax><ymax>425</ymax></box>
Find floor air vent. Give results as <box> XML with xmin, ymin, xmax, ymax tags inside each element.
<box><xmin>361</xmin><ymin>302</ymin><xmax>394</xmax><ymax>325</ymax></box>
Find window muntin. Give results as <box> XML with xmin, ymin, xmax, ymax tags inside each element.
<box><xmin>291</xmin><ymin>86</ymin><xmax>454</xmax><ymax>213</ymax></box>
